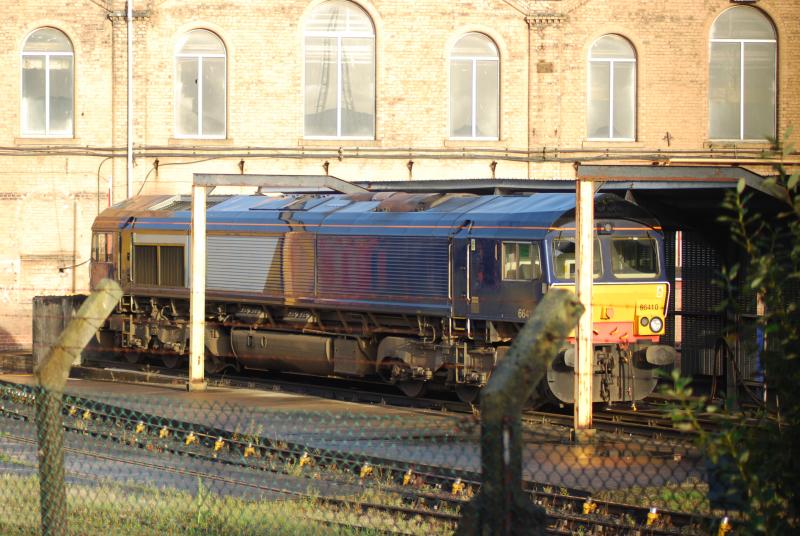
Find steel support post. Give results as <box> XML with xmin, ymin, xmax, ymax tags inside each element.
<box><xmin>188</xmin><ymin>184</ymin><xmax>208</xmax><ymax>391</ymax></box>
<box><xmin>574</xmin><ymin>178</ymin><xmax>594</xmax><ymax>436</ymax></box>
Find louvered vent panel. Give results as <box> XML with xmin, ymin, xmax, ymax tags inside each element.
<box><xmin>133</xmin><ymin>245</ymin><xmax>157</xmax><ymax>286</ymax></box>
<box><xmin>159</xmin><ymin>246</ymin><xmax>185</xmax><ymax>287</ymax></box>
<box><xmin>158</xmin><ymin>198</ymin><xmax>225</xmax><ymax>211</ymax></box>
<box><xmin>207</xmin><ymin>236</ymin><xmax>283</xmax><ymax>294</ymax></box>
<box><xmin>317</xmin><ymin>236</ymin><xmax>449</xmax><ymax>299</ymax></box>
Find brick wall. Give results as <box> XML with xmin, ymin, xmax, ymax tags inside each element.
<box><xmin>0</xmin><ymin>0</ymin><xmax>797</xmax><ymax>348</ymax></box>
<box><xmin>555</xmin><ymin>0</ymin><xmax>800</xmax><ymax>151</ymax></box>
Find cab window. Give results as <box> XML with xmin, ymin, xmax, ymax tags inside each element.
<box><xmin>552</xmin><ymin>239</ymin><xmax>602</xmax><ymax>280</ymax></box>
<box><xmin>91</xmin><ymin>233</ymin><xmax>114</xmax><ymax>262</ymax></box>
<box><xmin>502</xmin><ymin>242</ymin><xmax>541</xmax><ymax>281</ymax></box>
<box><xmin>611</xmin><ymin>237</ymin><xmax>658</xmax><ymax>278</ymax></box>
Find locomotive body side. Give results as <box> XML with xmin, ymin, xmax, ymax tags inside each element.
<box><xmin>89</xmin><ymin>191</ymin><xmax>675</xmax><ymax>404</ymax></box>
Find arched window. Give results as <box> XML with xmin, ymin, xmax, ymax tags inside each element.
<box><xmin>175</xmin><ymin>30</ymin><xmax>226</xmax><ymax>138</ymax></box>
<box><xmin>304</xmin><ymin>1</ymin><xmax>375</xmax><ymax>138</ymax></box>
<box><xmin>21</xmin><ymin>28</ymin><xmax>74</xmax><ymax>137</ymax></box>
<box><xmin>450</xmin><ymin>33</ymin><xmax>499</xmax><ymax>139</ymax></box>
<box><xmin>709</xmin><ymin>7</ymin><xmax>776</xmax><ymax>140</ymax></box>
<box><xmin>587</xmin><ymin>35</ymin><xmax>636</xmax><ymax>140</ymax></box>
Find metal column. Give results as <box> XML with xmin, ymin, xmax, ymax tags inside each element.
<box><xmin>188</xmin><ymin>184</ymin><xmax>207</xmax><ymax>391</ymax></box>
<box><xmin>574</xmin><ymin>178</ymin><xmax>594</xmax><ymax>436</ymax></box>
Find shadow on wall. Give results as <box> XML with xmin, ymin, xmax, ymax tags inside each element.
<box><xmin>0</xmin><ymin>325</ymin><xmax>30</xmax><ymax>372</ymax></box>
<box><xmin>0</xmin><ymin>323</ymin><xmax>20</xmax><ymax>349</ymax></box>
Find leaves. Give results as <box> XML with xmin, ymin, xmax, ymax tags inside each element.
<box><xmin>788</xmin><ymin>173</ymin><xmax>799</xmax><ymax>192</ymax></box>
<box><xmin>782</xmin><ymin>125</ymin><xmax>795</xmax><ymax>157</ymax></box>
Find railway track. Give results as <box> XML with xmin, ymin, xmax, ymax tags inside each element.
<box><xmin>1</xmin><ymin>432</ymin><xmax>458</xmax><ymax>536</ymax></box>
<box><xmin>75</xmin><ymin>359</ymin><xmax>708</xmax><ymax>442</ymax></box>
<box><xmin>522</xmin><ymin>408</ymin><xmax>704</xmax><ymax>444</ymax></box>
<box><xmin>0</xmin><ymin>379</ymin><xmax>718</xmax><ymax>534</ymax></box>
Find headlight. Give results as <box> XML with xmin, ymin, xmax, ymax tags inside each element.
<box><xmin>649</xmin><ymin>317</ymin><xmax>663</xmax><ymax>332</ymax></box>
<box><xmin>640</xmin><ymin>317</ymin><xmax>649</xmax><ymax>327</ymax></box>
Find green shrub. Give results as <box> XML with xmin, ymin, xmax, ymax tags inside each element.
<box><xmin>664</xmin><ymin>130</ymin><xmax>800</xmax><ymax>535</ymax></box>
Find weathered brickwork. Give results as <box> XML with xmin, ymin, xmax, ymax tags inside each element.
<box><xmin>0</xmin><ymin>0</ymin><xmax>797</xmax><ymax>348</ymax></box>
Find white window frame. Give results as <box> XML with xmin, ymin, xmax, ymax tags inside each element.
<box><xmin>709</xmin><ymin>35</ymin><xmax>777</xmax><ymax>141</ymax></box>
<box><xmin>449</xmin><ymin>37</ymin><xmax>500</xmax><ymax>141</ymax></box>
<box><xmin>586</xmin><ymin>37</ymin><xmax>636</xmax><ymax>142</ymax></box>
<box><xmin>303</xmin><ymin>10</ymin><xmax>375</xmax><ymax>140</ymax></box>
<box><xmin>20</xmin><ymin>31</ymin><xmax>74</xmax><ymax>138</ymax></box>
<box><xmin>174</xmin><ymin>31</ymin><xmax>227</xmax><ymax>139</ymax></box>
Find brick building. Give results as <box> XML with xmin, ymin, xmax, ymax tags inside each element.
<box><xmin>0</xmin><ymin>0</ymin><xmax>797</xmax><ymax>349</ymax></box>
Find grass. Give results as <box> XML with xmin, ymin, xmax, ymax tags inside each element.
<box><xmin>593</xmin><ymin>477</ymin><xmax>710</xmax><ymax>514</ymax></box>
<box><xmin>0</xmin><ymin>474</ymin><xmax>455</xmax><ymax>536</ymax></box>
<box><xmin>0</xmin><ymin>450</ymin><xmax>35</xmax><ymax>468</ymax></box>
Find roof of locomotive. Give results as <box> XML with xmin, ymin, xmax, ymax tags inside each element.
<box><xmin>93</xmin><ymin>191</ymin><xmax>660</xmax><ymax>239</ymax></box>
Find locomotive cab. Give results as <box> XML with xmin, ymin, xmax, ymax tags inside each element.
<box><xmin>543</xmin><ymin>221</ymin><xmax>676</xmax><ymax>404</ymax></box>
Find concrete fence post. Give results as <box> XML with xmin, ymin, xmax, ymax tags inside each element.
<box><xmin>33</xmin><ymin>279</ymin><xmax>122</xmax><ymax>536</ymax></box>
<box><xmin>456</xmin><ymin>288</ymin><xmax>584</xmax><ymax>536</ymax></box>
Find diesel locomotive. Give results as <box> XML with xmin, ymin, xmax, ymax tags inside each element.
<box><xmin>90</xmin><ymin>190</ymin><xmax>675</xmax><ymax>404</ymax></box>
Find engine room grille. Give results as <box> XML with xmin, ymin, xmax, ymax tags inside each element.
<box><xmin>159</xmin><ymin>246</ymin><xmax>185</xmax><ymax>287</ymax></box>
<box><xmin>133</xmin><ymin>246</ymin><xmax>157</xmax><ymax>285</ymax></box>
<box><xmin>133</xmin><ymin>245</ymin><xmax>185</xmax><ymax>287</ymax></box>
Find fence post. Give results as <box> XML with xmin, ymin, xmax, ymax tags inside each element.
<box><xmin>33</xmin><ymin>279</ymin><xmax>122</xmax><ymax>536</ymax></box>
<box><xmin>457</xmin><ymin>288</ymin><xmax>583</xmax><ymax>536</ymax></box>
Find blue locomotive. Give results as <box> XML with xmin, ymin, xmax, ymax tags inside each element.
<box><xmin>90</xmin><ymin>190</ymin><xmax>675</xmax><ymax>404</ymax></box>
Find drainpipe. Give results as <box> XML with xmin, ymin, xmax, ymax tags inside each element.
<box><xmin>126</xmin><ymin>0</ymin><xmax>134</xmax><ymax>199</ymax></box>
<box><xmin>526</xmin><ymin>16</ymin><xmax>532</xmax><ymax>180</ymax></box>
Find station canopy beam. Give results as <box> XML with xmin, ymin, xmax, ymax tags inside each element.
<box><xmin>575</xmin><ymin>164</ymin><xmax>790</xmax><ymax>203</ymax></box>
<box><xmin>194</xmin><ymin>174</ymin><xmax>368</xmax><ymax>194</ymax></box>
<box><xmin>353</xmin><ymin>165</ymin><xmax>784</xmax><ymax>241</ymax></box>
<box><xmin>576</xmin><ymin>165</ymin><xmax>788</xmax><ymax>240</ymax></box>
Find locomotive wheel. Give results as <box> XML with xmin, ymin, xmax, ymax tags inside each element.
<box><xmin>123</xmin><ymin>351</ymin><xmax>142</xmax><ymax>364</ymax></box>
<box><xmin>525</xmin><ymin>393</ymin><xmax>547</xmax><ymax>411</ymax></box>
<box><xmin>398</xmin><ymin>381</ymin><xmax>427</xmax><ymax>398</ymax></box>
<box><xmin>161</xmin><ymin>354</ymin><xmax>181</xmax><ymax>369</ymax></box>
<box><xmin>455</xmin><ymin>385</ymin><xmax>481</xmax><ymax>405</ymax></box>
<box><xmin>526</xmin><ymin>383</ymin><xmax>554</xmax><ymax>410</ymax></box>
<box><xmin>204</xmin><ymin>354</ymin><xmax>225</xmax><ymax>374</ymax></box>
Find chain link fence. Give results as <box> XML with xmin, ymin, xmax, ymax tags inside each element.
<box><xmin>0</xmin><ymin>378</ymin><xmax>736</xmax><ymax>535</ymax></box>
